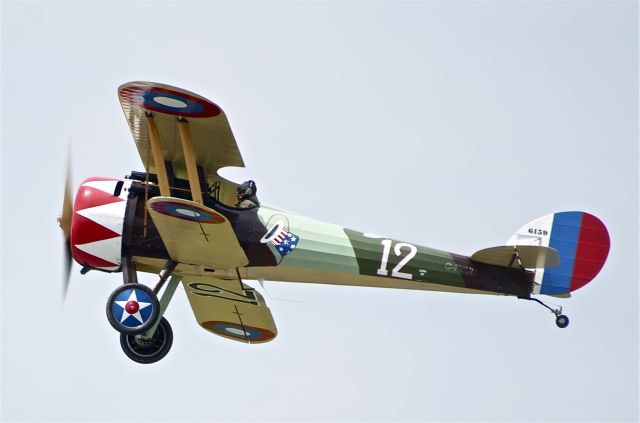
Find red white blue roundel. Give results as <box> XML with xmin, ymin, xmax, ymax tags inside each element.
<box><xmin>119</xmin><ymin>84</ymin><xmax>221</xmax><ymax>118</ymax></box>
<box><xmin>202</xmin><ymin>321</ymin><xmax>275</xmax><ymax>342</ymax></box>
<box><xmin>111</xmin><ymin>288</ymin><xmax>155</xmax><ymax>329</ymax></box>
<box><xmin>150</xmin><ymin>201</ymin><xmax>225</xmax><ymax>224</ymax></box>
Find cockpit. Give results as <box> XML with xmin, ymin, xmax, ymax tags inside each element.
<box><xmin>126</xmin><ymin>170</ymin><xmax>260</xmax><ymax>213</ymax></box>
<box><xmin>208</xmin><ymin>179</ymin><xmax>259</xmax><ymax>210</ymax></box>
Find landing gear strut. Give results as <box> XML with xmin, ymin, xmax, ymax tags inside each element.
<box><xmin>106</xmin><ymin>260</ymin><xmax>181</xmax><ymax>363</ymax></box>
<box><xmin>520</xmin><ymin>297</ymin><xmax>570</xmax><ymax>329</ymax></box>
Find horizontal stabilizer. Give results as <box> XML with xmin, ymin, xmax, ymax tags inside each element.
<box><xmin>470</xmin><ymin>245</ymin><xmax>560</xmax><ymax>269</ymax></box>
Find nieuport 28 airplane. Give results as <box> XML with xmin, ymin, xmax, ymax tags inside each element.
<box><xmin>58</xmin><ymin>82</ymin><xmax>611</xmax><ymax>364</ymax></box>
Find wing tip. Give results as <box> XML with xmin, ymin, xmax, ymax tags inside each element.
<box><xmin>118</xmin><ymin>81</ymin><xmax>222</xmax><ymax>118</ymax></box>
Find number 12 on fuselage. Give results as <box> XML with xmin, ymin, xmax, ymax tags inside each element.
<box><xmin>376</xmin><ymin>239</ymin><xmax>418</xmax><ymax>280</ymax></box>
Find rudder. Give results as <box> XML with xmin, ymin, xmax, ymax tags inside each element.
<box><xmin>507</xmin><ymin>211</ymin><xmax>610</xmax><ymax>295</ymax></box>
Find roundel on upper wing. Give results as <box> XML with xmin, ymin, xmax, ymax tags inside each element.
<box><xmin>119</xmin><ymin>84</ymin><xmax>221</xmax><ymax>118</ymax></box>
<box><xmin>149</xmin><ymin>201</ymin><xmax>226</xmax><ymax>224</ymax></box>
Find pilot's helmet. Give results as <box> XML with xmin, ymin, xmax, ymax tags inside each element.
<box><xmin>237</xmin><ymin>180</ymin><xmax>257</xmax><ymax>199</ymax></box>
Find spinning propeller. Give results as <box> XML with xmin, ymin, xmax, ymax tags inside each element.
<box><xmin>58</xmin><ymin>146</ymin><xmax>73</xmax><ymax>301</ymax></box>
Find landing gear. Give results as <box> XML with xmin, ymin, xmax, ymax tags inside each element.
<box><xmin>120</xmin><ymin>317</ymin><xmax>173</xmax><ymax>364</ymax></box>
<box><xmin>107</xmin><ymin>260</ymin><xmax>181</xmax><ymax>363</ymax></box>
<box><xmin>520</xmin><ymin>297</ymin><xmax>570</xmax><ymax>329</ymax></box>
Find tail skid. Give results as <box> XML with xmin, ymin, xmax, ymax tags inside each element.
<box><xmin>520</xmin><ymin>296</ymin><xmax>570</xmax><ymax>328</ymax></box>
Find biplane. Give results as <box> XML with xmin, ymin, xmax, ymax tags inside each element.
<box><xmin>58</xmin><ymin>82</ymin><xmax>611</xmax><ymax>364</ymax></box>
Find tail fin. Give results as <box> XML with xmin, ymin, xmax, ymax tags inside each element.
<box><xmin>507</xmin><ymin>212</ymin><xmax>610</xmax><ymax>296</ymax></box>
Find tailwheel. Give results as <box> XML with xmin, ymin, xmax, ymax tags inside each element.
<box><xmin>120</xmin><ymin>317</ymin><xmax>173</xmax><ymax>364</ymax></box>
<box><xmin>106</xmin><ymin>283</ymin><xmax>160</xmax><ymax>334</ymax></box>
<box><xmin>555</xmin><ymin>314</ymin><xmax>570</xmax><ymax>329</ymax></box>
<box><xmin>520</xmin><ymin>297</ymin><xmax>570</xmax><ymax>329</ymax></box>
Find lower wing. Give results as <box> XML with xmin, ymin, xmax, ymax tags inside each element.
<box><xmin>182</xmin><ymin>275</ymin><xmax>277</xmax><ymax>344</ymax></box>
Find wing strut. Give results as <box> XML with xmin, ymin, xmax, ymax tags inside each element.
<box><xmin>145</xmin><ymin>113</ymin><xmax>171</xmax><ymax>197</ymax></box>
<box><xmin>177</xmin><ymin>118</ymin><xmax>203</xmax><ymax>204</ymax></box>
<box><xmin>233</xmin><ymin>304</ymin><xmax>250</xmax><ymax>343</ymax></box>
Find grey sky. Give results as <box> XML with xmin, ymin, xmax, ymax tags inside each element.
<box><xmin>1</xmin><ymin>1</ymin><xmax>638</xmax><ymax>422</ymax></box>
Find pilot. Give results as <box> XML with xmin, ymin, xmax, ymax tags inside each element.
<box><xmin>235</xmin><ymin>180</ymin><xmax>260</xmax><ymax>209</ymax></box>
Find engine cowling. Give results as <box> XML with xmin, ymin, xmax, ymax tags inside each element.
<box><xmin>70</xmin><ymin>177</ymin><xmax>132</xmax><ymax>271</ymax></box>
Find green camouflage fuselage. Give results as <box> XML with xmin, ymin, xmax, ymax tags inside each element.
<box><xmin>124</xmin><ymin>182</ymin><xmax>533</xmax><ymax>298</ymax></box>
<box><xmin>246</xmin><ymin>204</ymin><xmax>532</xmax><ymax>298</ymax></box>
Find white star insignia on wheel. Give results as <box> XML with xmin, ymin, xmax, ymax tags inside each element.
<box><xmin>115</xmin><ymin>290</ymin><xmax>152</xmax><ymax>324</ymax></box>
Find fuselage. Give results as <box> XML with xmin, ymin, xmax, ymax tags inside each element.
<box><xmin>71</xmin><ymin>175</ymin><xmax>534</xmax><ymax>299</ymax></box>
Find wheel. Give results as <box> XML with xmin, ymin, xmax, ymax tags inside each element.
<box><xmin>555</xmin><ymin>314</ymin><xmax>570</xmax><ymax>329</ymax></box>
<box><xmin>120</xmin><ymin>317</ymin><xmax>173</xmax><ymax>364</ymax></box>
<box><xmin>106</xmin><ymin>283</ymin><xmax>160</xmax><ymax>334</ymax></box>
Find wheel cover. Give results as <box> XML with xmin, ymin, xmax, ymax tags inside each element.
<box><xmin>111</xmin><ymin>287</ymin><xmax>155</xmax><ymax>329</ymax></box>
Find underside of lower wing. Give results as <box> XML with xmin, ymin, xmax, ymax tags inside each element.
<box><xmin>182</xmin><ymin>275</ymin><xmax>277</xmax><ymax>343</ymax></box>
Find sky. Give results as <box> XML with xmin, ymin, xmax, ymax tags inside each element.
<box><xmin>1</xmin><ymin>1</ymin><xmax>638</xmax><ymax>422</ymax></box>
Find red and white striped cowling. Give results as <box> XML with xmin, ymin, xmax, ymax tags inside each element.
<box><xmin>70</xmin><ymin>177</ymin><xmax>132</xmax><ymax>271</ymax></box>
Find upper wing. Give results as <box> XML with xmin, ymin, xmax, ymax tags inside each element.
<box><xmin>146</xmin><ymin>196</ymin><xmax>248</xmax><ymax>269</ymax></box>
<box><xmin>182</xmin><ymin>275</ymin><xmax>277</xmax><ymax>344</ymax></box>
<box><xmin>118</xmin><ymin>81</ymin><xmax>243</xmax><ymax>204</ymax></box>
